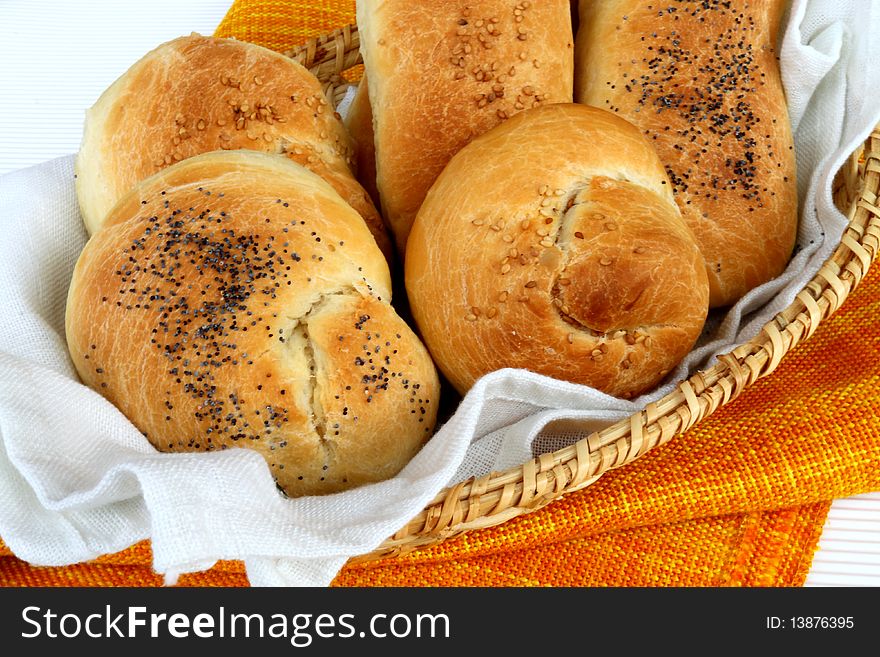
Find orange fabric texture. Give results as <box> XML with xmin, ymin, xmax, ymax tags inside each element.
<box><xmin>2</xmin><ymin>0</ymin><xmax>879</xmax><ymax>588</ymax></box>
<box><xmin>215</xmin><ymin>0</ymin><xmax>356</xmax><ymax>52</ymax></box>
<box><xmin>1</xmin><ymin>503</ymin><xmax>828</xmax><ymax>587</ymax></box>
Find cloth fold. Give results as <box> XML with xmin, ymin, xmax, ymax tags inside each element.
<box><xmin>1</xmin><ymin>0</ymin><xmax>879</xmax><ymax>587</ymax></box>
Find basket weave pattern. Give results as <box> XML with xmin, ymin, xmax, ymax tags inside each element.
<box><xmin>289</xmin><ymin>25</ymin><xmax>880</xmax><ymax>563</ymax></box>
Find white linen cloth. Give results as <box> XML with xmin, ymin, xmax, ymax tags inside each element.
<box><xmin>0</xmin><ymin>0</ymin><xmax>878</xmax><ymax>586</ymax></box>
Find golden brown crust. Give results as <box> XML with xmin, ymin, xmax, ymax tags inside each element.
<box><xmin>344</xmin><ymin>76</ymin><xmax>381</xmax><ymax>208</ymax></box>
<box><xmin>575</xmin><ymin>0</ymin><xmax>797</xmax><ymax>307</ymax></box>
<box><xmin>75</xmin><ymin>33</ymin><xmax>392</xmax><ymax>262</ymax></box>
<box><xmin>66</xmin><ymin>151</ymin><xmax>439</xmax><ymax>496</ymax></box>
<box><xmin>358</xmin><ymin>0</ymin><xmax>575</xmax><ymax>255</ymax></box>
<box><xmin>405</xmin><ymin>104</ymin><xmax>709</xmax><ymax>398</ymax></box>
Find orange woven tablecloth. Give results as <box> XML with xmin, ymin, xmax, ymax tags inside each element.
<box><xmin>2</xmin><ymin>0</ymin><xmax>879</xmax><ymax>587</ymax></box>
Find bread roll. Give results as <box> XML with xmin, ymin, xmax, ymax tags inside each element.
<box><xmin>406</xmin><ymin>104</ymin><xmax>709</xmax><ymax>399</ymax></box>
<box><xmin>344</xmin><ymin>76</ymin><xmax>380</xmax><ymax>208</ymax></box>
<box><xmin>575</xmin><ymin>1</ymin><xmax>796</xmax><ymax>307</ymax></box>
<box><xmin>66</xmin><ymin>151</ymin><xmax>439</xmax><ymax>497</ymax></box>
<box><xmin>75</xmin><ymin>33</ymin><xmax>392</xmax><ymax>261</ymax></box>
<box><xmin>357</xmin><ymin>0</ymin><xmax>575</xmax><ymax>254</ymax></box>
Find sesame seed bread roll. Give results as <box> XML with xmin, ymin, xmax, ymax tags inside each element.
<box><xmin>406</xmin><ymin>104</ymin><xmax>709</xmax><ymax>399</ymax></box>
<box><xmin>357</xmin><ymin>0</ymin><xmax>575</xmax><ymax>255</ymax></box>
<box><xmin>75</xmin><ymin>33</ymin><xmax>392</xmax><ymax>263</ymax></box>
<box><xmin>66</xmin><ymin>150</ymin><xmax>439</xmax><ymax>497</ymax></box>
<box><xmin>575</xmin><ymin>1</ymin><xmax>797</xmax><ymax>307</ymax></box>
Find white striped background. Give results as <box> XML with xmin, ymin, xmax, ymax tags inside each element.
<box><xmin>1</xmin><ymin>0</ymin><xmax>877</xmax><ymax>587</ymax></box>
<box><xmin>805</xmin><ymin>493</ymin><xmax>880</xmax><ymax>586</ymax></box>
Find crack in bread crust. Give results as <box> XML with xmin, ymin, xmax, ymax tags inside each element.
<box><xmin>547</xmin><ymin>178</ymin><xmax>682</xmax><ymax>341</ymax></box>
<box><xmin>283</xmin><ymin>286</ymin><xmax>361</xmax><ymax>455</ymax></box>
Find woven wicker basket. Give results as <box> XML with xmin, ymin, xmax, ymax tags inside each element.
<box><xmin>288</xmin><ymin>25</ymin><xmax>880</xmax><ymax>564</ymax></box>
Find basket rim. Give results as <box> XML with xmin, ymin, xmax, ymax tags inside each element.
<box><xmin>289</xmin><ymin>25</ymin><xmax>880</xmax><ymax>564</ymax></box>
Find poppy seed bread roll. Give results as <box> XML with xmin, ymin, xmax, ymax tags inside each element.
<box><xmin>75</xmin><ymin>33</ymin><xmax>392</xmax><ymax>262</ymax></box>
<box><xmin>574</xmin><ymin>1</ymin><xmax>797</xmax><ymax>307</ymax></box>
<box><xmin>406</xmin><ymin>104</ymin><xmax>709</xmax><ymax>399</ymax></box>
<box><xmin>357</xmin><ymin>0</ymin><xmax>575</xmax><ymax>255</ymax></box>
<box><xmin>66</xmin><ymin>151</ymin><xmax>439</xmax><ymax>497</ymax></box>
